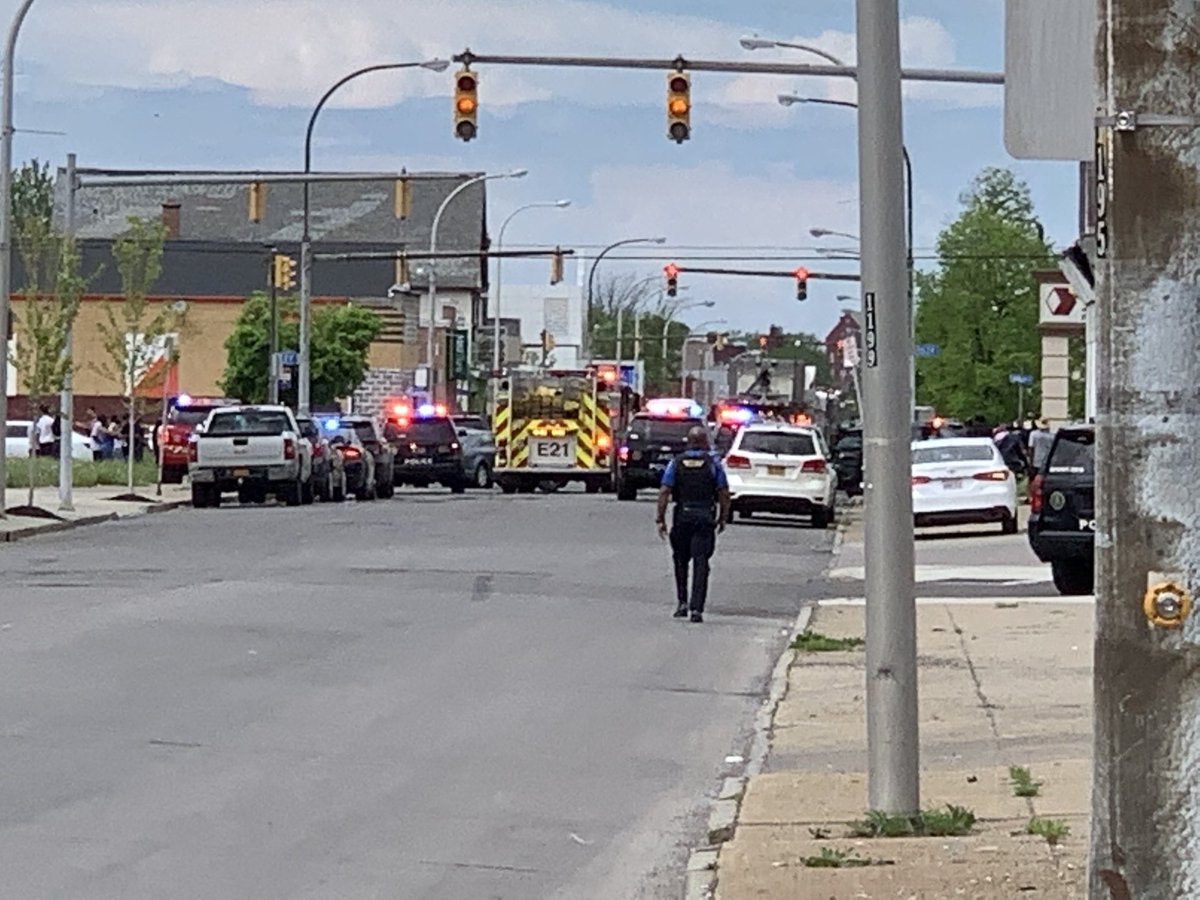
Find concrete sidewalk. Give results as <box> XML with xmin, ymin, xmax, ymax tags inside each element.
<box><xmin>1</xmin><ymin>484</ymin><xmax>191</xmax><ymax>542</ymax></box>
<box><xmin>713</xmin><ymin>598</ymin><xmax>1092</xmax><ymax>898</ymax></box>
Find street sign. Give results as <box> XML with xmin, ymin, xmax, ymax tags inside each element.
<box><xmin>1004</xmin><ymin>0</ymin><xmax>1095</xmax><ymax>161</ymax></box>
<box><xmin>447</xmin><ymin>329</ymin><xmax>469</xmax><ymax>381</ymax></box>
<box><xmin>279</xmin><ymin>349</ymin><xmax>299</xmax><ymax>366</ymax></box>
<box><xmin>1009</xmin><ymin>373</ymin><xmax>1034</xmax><ymax>386</ymax></box>
<box><xmin>915</xmin><ymin>343</ymin><xmax>940</xmax><ymax>358</ymax></box>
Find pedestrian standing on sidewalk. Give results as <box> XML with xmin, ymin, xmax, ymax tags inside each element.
<box><xmin>33</xmin><ymin>405</ymin><xmax>56</xmax><ymax>457</ymax></box>
<box><xmin>1029</xmin><ymin>418</ymin><xmax>1053</xmax><ymax>474</ymax></box>
<box><xmin>656</xmin><ymin>426</ymin><xmax>731</xmax><ymax>624</ymax></box>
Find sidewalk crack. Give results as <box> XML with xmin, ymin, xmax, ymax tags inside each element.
<box><xmin>945</xmin><ymin>608</ymin><xmax>1001</xmax><ymax>745</ymax></box>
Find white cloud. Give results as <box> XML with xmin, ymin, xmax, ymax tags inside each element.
<box><xmin>13</xmin><ymin>0</ymin><xmax>998</xmax><ymax>120</ymax></box>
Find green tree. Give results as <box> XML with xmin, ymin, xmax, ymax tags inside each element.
<box><xmin>221</xmin><ymin>294</ymin><xmax>381</xmax><ymax>406</ymax></box>
<box><xmin>92</xmin><ymin>216</ymin><xmax>181</xmax><ymax>496</ymax></box>
<box><xmin>10</xmin><ymin>159</ymin><xmax>87</xmax><ymax>509</ymax></box>
<box><xmin>914</xmin><ymin>168</ymin><xmax>1054</xmax><ymax>423</ymax></box>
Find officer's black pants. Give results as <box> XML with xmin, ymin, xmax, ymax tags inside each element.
<box><xmin>670</xmin><ymin>513</ymin><xmax>716</xmax><ymax>613</ymax></box>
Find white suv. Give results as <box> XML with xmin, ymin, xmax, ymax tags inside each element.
<box><xmin>724</xmin><ymin>422</ymin><xmax>837</xmax><ymax>528</ymax></box>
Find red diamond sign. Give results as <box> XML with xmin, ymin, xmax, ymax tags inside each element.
<box><xmin>1046</xmin><ymin>287</ymin><xmax>1077</xmax><ymax>317</ymax></box>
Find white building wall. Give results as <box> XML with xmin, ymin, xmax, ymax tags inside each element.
<box><xmin>494</xmin><ymin>284</ymin><xmax>584</xmax><ymax>369</ymax></box>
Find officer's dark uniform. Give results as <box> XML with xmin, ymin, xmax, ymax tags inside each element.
<box><xmin>661</xmin><ymin>450</ymin><xmax>728</xmax><ymax>617</ymax></box>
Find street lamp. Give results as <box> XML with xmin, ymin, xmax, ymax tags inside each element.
<box><xmin>493</xmin><ymin>199</ymin><xmax>571</xmax><ymax>371</ymax></box>
<box><xmin>739</xmin><ymin>35</ymin><xmax>847</xmax><ymax>67</ymax></box>
<box><xmin>661</xmin><ymin>299</ymin><xmax>716</xmax><ymax>363</ymax></box>
<box><xmin>680</xmin><ymin>318</ymin><xmax>728</xmax><ymax>396</ymax></box>
<box><xmin>297</xmin><ymin>57</ymin><xmax>450</xmax><ymax>414</ymax></box>
<box><xmin>811</xmin><ymin>226</ymin><xmax>862</xmax><ymax>243</ymax></box>
<box><xmin>428</xmin><ymin>168</ymin><xmax>528</xmax><ymax>406</ymax></box>
<box><xmin>585</xmin><ymin>236</ymin><xmax>666</xmax><ymax>359</ymax></box>
<box><xmin>0</xmin><ymin>0</ymin><xmax>38</xmax><ymax>516</ymax></box>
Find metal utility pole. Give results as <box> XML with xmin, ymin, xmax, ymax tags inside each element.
<box><xmin>856</xmin><ymin>0</ymin><xmax>918</xmax><ymax>815</ymax></box>
<box><xmin>267</xmin><ymin>249</ymin><xmax>280</xmax><ymax>405</ymax></box>
<box><xmin>0</xmin><ymin>0</ymin><xmax>36</xmax><ymax>517</ymax></box>
<box><xmin>1090</xmin><ymin>1</ymin><xmax>1200</xmax><ymax>894</ymax></box>
<box><xmin>58</xmin><ymin>152</ymin><xmax>78</xmax><ymax>511</ymax></box>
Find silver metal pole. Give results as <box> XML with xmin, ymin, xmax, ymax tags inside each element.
<box><xmin>584</xmin><ymin>236</ymin><xmax>666</xmax><ymax>360</ymax></box>
<box><xmin>494</xmin><ymin>201</ymin><xmax>568</xmax><ymax>372</ymax></box>
<box><xmin>58</xmin><ymin>152</ymin><xmax>77</xmax><ymax>511</ymax></box>
<box><xmin>0</xmin><ymin>0</ymin><xmax>37</xmax><ymax>517</ymax></box>
<box><xmin>615</xmin><ymin>305</ymin><xmax>623</xmax><ymax>362</ymax></box>
<box><xmin>856</xmin><ymin>0</ymin><xmax>918</xmax><ymax>815</ymax></box>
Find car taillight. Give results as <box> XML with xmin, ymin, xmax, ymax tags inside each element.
<box><xmin>801</xmin><ymin>459</ymin><xmax>827</xmax><ymax>473</ymax></box>
<box><xmin>726</xmin><ymin>454</ymin><xmax>751</xmax><ymax>469</ymax></box>
<box><xmin>973</xmin><ymin>469</ymin><xmax>1010</xmax><ymax>481</ymax></box>
<box><xmin>449</xmin><ymin>442</ymin><xmax>461</xmax><ymax>453</ymax></box>
<box><xmin>618</xmin><ymin>445</ymin><xmax>629</xmax><ymax>462</ymax></box>
<box><xmin>1029</xmin><ymin>474</ymin><xmax>1044</xmax><ymax>513</ymax></box>
<box><xmin>342</xmin><ymin>447</ymin><xmax>362</xmax><ymax>460</ymax></box>
<box><xmin>188</xmin><ymin>441</ymin><xmax>198</xmax><ymax>463</ymax></box>
<box><xmin>284</xmin><ymin>438</ymin><xmax>296</xmax><ymax>460</ymax></box>
<box><xmin>911</xmin><ymin>475</ymin><xmax>931</xmax><ymax>485</ymax></box>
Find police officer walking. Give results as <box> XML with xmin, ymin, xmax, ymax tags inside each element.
<box><xmin>656</xmin><ymin>426</ymin><xmax>731</xmax><ymax>623</ymax></box>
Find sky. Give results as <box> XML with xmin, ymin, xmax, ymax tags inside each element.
<box><xmin>2</xmin><ymin>0</ymin><xmax>1080</xmax><ymax>339</ymax></box>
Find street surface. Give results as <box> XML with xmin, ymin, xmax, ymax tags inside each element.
<box><xmin>0</xmin><ymin>490</ymin><xmax>833</xmax><ymax>899</ymax></box>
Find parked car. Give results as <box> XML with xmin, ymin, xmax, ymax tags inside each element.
<box><xmin>295</xmin><ymin>414</ymin><xmax>346</xmax><ymax>502</ymax></box>
<box><xmin>831</xmin><ymin>429</ymin><xmax>863</xmax><ymax>495</ymax></box>
<box><xmin>451</xmin><ymin>414</ymin><xmax>497</xmax><ymax>489</ymax></box>
<box><xmin>911</xmin><ymin>437</ymin><xmax>1019</xmax><ymax>534</ymax></box>
<box><xmin>321</xmin><ymin>416</ymin><xmax>394</xmax><ymax>500</ymax></box>
<box><xmin>189</xmin><ymin>405</ymin><xmax>313</xmax><ymax>508</ymax></box>
<box><xmin>385</xmin><ymin>412</ymin><xmax>468</xmax><ymax>493</ymax></box>
<box><xmin>616</xmin><ymin>399</ymin><xmax>708</xmax><ymax>501</ymax></box>
<box><xmin>725</xmin><ymin>422</ymin><xmax>837</xmax><ymax>528</ymax></box>
<box><xmin>156</xmin><ymin>395</ymin><xmax>240</xmax><ymax>483</ymax></box>
<box><xmin>5</xmin><ymin>421</ymin><xmax>92</xmax><ymax>461</ymax></box>
<box><xmin>1028</xmin><ymin>424</ymin><xmax>1095</xmax><ymax>595</ymax></box>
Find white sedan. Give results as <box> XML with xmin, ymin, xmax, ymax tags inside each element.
<box><xmin>5</xmin><ymin>420</ymin><xmax>94</xmax><ymax>461</ymax></box>
<box><xmin>725</xmin><ymin>422</ymin><xmax>837</xmax><ymax>528</ymax></box>
<box><xmin>911</xmin><ymin>437</ymin><xmax>1018</xmax><ymax>534</ymax></box>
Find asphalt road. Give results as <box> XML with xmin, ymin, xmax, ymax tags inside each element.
<box><xmin>0</xmin><ymin>488</ymin><xmax>834</xmax><ymax>899</ymax></box>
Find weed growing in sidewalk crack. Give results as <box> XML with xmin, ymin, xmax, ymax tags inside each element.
<box><xmin>849</xmin><ymin>804</ymin><xmax>977</xmax><ymax>839</ymax></box>
<box><xmin>791</xmin><ymin>630</ymin><xmax>865</xmax><ymax>652</ymax></box>
<box><xmin>803</xmin><ymin>847</ymin><xmax>874</xmax><ymax>868</ymax></box>
<box><xmin>808</xmin><ymin>826</ymin><xmax>832</xmax><ymax>840</ymax></box>
<box><xmin>1027</xmin><ymin>817</ymin><xmax>1070</xmax><ymax>846</ymax></box>
<box><xmin>1009</xmin><ymin>765</ymin><xmax>1043</xmax><ymax>798</ymax></box>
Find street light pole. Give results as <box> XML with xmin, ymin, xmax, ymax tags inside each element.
<box><xmin>856</xmin><ymin>0</ymin><xmax>918</xmax><ymax>815</ymax></box>
<box><xmin>739</xmin><ymin>36</ymin><xmax>847</xmax><ymax>67</ymax></box>
<box><xmin>494</xmin><ymin>199</ymin><xmax>570</xmax><ymax>371</ymax></box>
<box><xmin>298</xmin><ymin>58</ymin><xmax>449</xmax><ymax>414</ymax></box>
<box><xmin>585</xmin><ymin>236</ymin><xmax>666</xmax><ymax>359</ymax></box>
<box><xmin>661</xmin><ymin>299</ymin><xmax>716</xmax><ymax>367</ymax></box>
<box><xmin>59</xmin><ymin>152</ymin><xmax>77</xmax><ymax>511</ymax></box>
<box><xmin>429</xmin><ymin>169</ymin><xmax>527</xmax><ymax>405</ymax></box>
<box><xmin>0</xmin><ymin>0</ymin><xmax>37</xmax><ymax>517</ymax></box>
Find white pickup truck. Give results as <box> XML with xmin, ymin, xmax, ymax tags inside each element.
<box><xmin>188</xmin><ymin>405</ymin><xmax>313</xmax><ymax>508</ymax></box>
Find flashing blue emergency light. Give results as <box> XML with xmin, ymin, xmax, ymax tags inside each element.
<box><xmin>176</xmin><ymin>393</ymin><xmax>194</xmax><ymax>407</ymax></box>
<box><xmin>323</xmin><ymin>418</ymin><xmax>341</xmax><ymax>432</ymax></box>
<box><xmin>719</xmin><ymin>406</ymin><xmax>754</xmax><ymax>425</ymax></box>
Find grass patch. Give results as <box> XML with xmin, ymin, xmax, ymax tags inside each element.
<box><xmin>803</xmin><ymin>847</ymin><xmax>874</xmax><ymax>868</ymax></box>
<box><xmin>1009</xmin><ymin>765</ymin><xmax>1043</xmax><ymax>798</ymax></box>
<box><xmin>850</xmin><ymin>804</ymin><xmax>977</xmax><ymax>839</ymax></box>
<box><xmin>1027</xmin><ymin>817</ymin><xmax>1070</xmax><ymax>846</ymax></box>
<box><xmin>791</xmin><ymin>630</ymin><xmax>865</xmax><ymax>652</ymax></box>
<box><xmin>5</xmin><ymin>457</ymin><xmax>160</xmax><ymax>489</ymax></box>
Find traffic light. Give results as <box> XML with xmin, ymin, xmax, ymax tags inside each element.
<box><xmin>249</xmin><ymin>181</ymin><xmax>267</xmax><ymax>222</ymax></box>
<box><xmin>666</xmin><ymin>71</ymin><xmax>691</xmax><ymax>143</ymax></box>
<box><xmin>272</xmin><ymin>254</ymin><xmax>297</xmax><ymax>291</ymax></box>
<box><xmin>794</xmin><ymin>266</ymin><xmax>809</xmax><ymax>301</ymax></box>
<box><xmin>550</xmin><ymin>246</ymin><xmax>564</xmax><ymax>285</ymax></box>
<box><xmin>454</xmin><ymin>68</ymin><xmax>479</xmax><ymax>141</ymax></box>
<box><xmin>664</xmin><ymin>262</ymin><xmax>680</xmax><ymax>298</ymax></box>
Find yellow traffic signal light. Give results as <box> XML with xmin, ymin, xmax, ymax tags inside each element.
<box><xmin>273</xmin><ymin>254</ymin><xmax>297</xmax><ymax>291</ymax></box>
<box><xmin>550</xmin><ymin>246</ymin><xmax>564</xmax><ymax>285</ymax></box>
<box><xmin>666</xmin><ymin>71</ymin><xmax>691</xmax><ymax>143</ymax></box>
<box><xmin>249</xmin><ymin>181</ymin><xmax>267</xmax><ymax>222</ymax></box>
<box><xmin>454</xmin><ymin>68</ymin><xmax>479</xmax><ymax>142</ymax></box>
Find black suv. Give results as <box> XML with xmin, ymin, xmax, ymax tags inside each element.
<box><xmin>616</xmin><ymin>413</ymin><xmax>706</xmax><ymax>501</ymax></box>
<box><xmin>1028</xmin><ymin>424</ymin><xmax>1094</xmax><ymax>595</ymax></box>
<box><xmin>386</xmin><ymin>415</ymin><xmax>468</xmax><ymax>493</ymax></box>
<box><xmin>832</xmin><ymin>428</ymin><xmax>863</xmax><ymax>495</ymax></box>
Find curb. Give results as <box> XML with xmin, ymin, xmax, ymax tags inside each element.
<box><xmin>685</xmin><ymin>515</ymin><xmax>852</xmax><ymax>900</ymax></box>
<box><xmin>2</xmin><ymin>498</ymin><xmax>190</xmax><ymax>543</ymax></box>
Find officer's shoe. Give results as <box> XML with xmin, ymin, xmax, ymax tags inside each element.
<box><xmin>673</xmin><ymin>604</ymin><xmax>688</xmax><ymax>618</ymax></box>
<box><xmin>690</xmin><ymin>611</ymin><xmax>703</xmax><ymax>624</ymax></box>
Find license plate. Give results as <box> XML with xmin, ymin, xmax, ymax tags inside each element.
<box><xmin>404</xmin><ymin>458</ymin><xmax>433</xmax><ymax>466</ymax></box>
<box><xmin>942</xmin><ymin>478</ymin><xmax>963</xmax><ymax>489</ymax></box>
<box><xmin>531</xmin><ymin>438</ymin><xmax>575</xmax><ymax>466</ymax></box>
<box><xmin>232</xmin><ymin>468</ymin><xmax>250</xmax><ymax>477</ymax></box>
<box><xmin>767</xmin><ymin>465</ymin><xmax>787</xmax><ymax>476</ymax></box>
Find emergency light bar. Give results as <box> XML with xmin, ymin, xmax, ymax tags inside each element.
<box><xmin>645</xmin><ymin>397</ymin><xmax>703</xmax><ymax>418</ymax></box>
<box><xmin>718</xmin><ymin>406</ymin><xmax>754</xmax><ymax>425</ymax></box>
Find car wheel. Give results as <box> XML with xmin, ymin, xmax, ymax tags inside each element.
<box><xmin>1051</xmin><ymin>559</ymin><xmax>1093</xmax><ymax>596</ymax></box>
<box><xmin>1001</xmin><ymin>511</ymin><xmax>1019</xmax><ymax>535</ymax></box>
<box><xmin>237</xmin><ymin>486</ymin><xmax>253</xmax><ymax>505</ymax></box>
<box><xmin>810</xmin><ymin>505</ymin><xmax>833</xmax><ymax>529</ymax></box>
<box><xmin>616</xmin><ymin>480</ymin><xmax>637</xmax><ymax>501</ymax></box>
<box><xmin>191</xmin><ymin>484</ymin><xmax>211</xmax><ymax>508</ymax></box>
<box><xmin>473</xmin><ymin>461</ymin><xmax>493</xmax><ymax>489</ymax></box>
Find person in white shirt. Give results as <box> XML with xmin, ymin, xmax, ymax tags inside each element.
<box><xmin>34</xmin><ymin>405</ymin><xmax>55</xmax><ymax>457</ymax></box>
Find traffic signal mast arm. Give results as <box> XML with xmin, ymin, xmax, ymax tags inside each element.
<box><xmin>311</xmin><ymin>248</ymin><xmax>577</xmax><ymax>262</ymax></box>
<box><xmin>665</xmin><ymin>264</ymin><xmax>859</xmax><ymax>281</ymax></box>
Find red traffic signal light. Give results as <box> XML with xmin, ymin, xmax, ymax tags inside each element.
<box><xmin>664</xmin><ymin>263</ymin><xmax>680</xmax><ymax>297</ymax></box>
<box><xmin>794</xmin><ymin>266</ymin><xmax>809</xmax><ymax>301</ymax></box>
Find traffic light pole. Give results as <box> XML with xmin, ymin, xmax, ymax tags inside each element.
<box><xmin>1090</xmin><ymin>2</ymin><xmax>1200</xmax><ymax>894</ymax></box>
<box><xmin>856</xmin><ymin>0</ymin><xmax>918</xmax><ymax>816</ymax></box>
<box><xmin>268</xmin><ymin>251</ymin><xmax>280</xmax><ymax>405</ymax></box>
